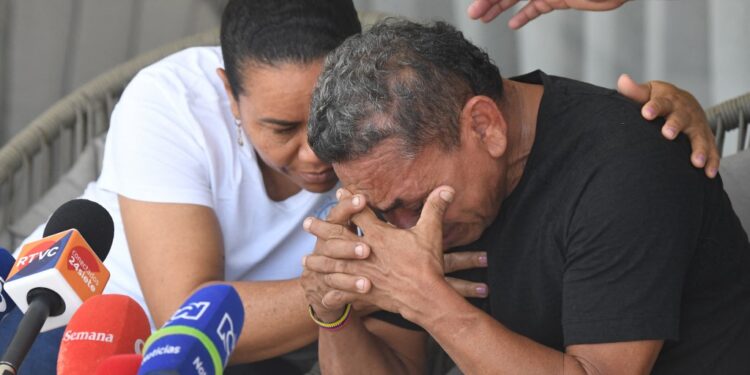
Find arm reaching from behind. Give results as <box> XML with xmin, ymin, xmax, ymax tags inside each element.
<box><xmin>467</xmin><ymin>0</ymin><xmax>628</xmax><ymax>29</ymax></box>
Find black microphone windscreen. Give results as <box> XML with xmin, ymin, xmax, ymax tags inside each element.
<box><xmin>43</xmin><ymin>199</ymin><xmax>115</xmax><ymax>261</ymax></box>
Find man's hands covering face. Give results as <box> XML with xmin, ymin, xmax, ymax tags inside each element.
<box><xmin>300</xmin><ymin>187</ymin><xmax>485</xmax><ymax>322</ymax></box>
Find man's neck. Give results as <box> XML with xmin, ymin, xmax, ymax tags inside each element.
<box><xmin>498</xmin><ymin>79</ymin><xmax>544</xmax><ymax>197</ymax></box>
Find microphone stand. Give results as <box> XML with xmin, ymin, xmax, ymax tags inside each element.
<box><xmin>0</xmin><ymin>289</ymin><xmax>64</xmax><ymax>375</ymax></box>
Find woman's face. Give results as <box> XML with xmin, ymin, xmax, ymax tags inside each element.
<box><xmin>219</xmin><ymin>59</ymin><xmax>337</xmax><ymax>195</ymax></box>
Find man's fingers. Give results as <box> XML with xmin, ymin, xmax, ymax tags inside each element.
<box><xmin>704</xmin><ymin>148</ymin><xmax>720</xmax><ymax>179</ymax></box>
<box><xmin>350</xmin><ymin>196</ymin><xmax>388</xmax><ymax>233</ymax></box>
<box><xmin>443</xmin><ymin>251</ymin><xmax>488</xmax><ymax>273</ymax></box>
<box><xmin>445</xmin><ymin>277</ymin><xmax>489</xmax><ymax>298</ymax></box>
<box><xmin>481</xmin><ymin>0</ymin><xmax>516</xmax><ymax>23</ymax></box>
<box><xmin>689</xmin><ymin>144</ymin><xmax>709</xmax><ymax>169</ymax></box>
<box><xmin>677</xmin><ymin>122</ymin><xmax>715</xmax><ymax>172</ymax></box>
<box><xmin>470</xmin><ymin>0</ymin><xmax>627</xmax><ymax>28</ymax></box>
<box><xmin>415</xmin><ymin>186</ymin><xmax>454</xmax><ymax>236</ymax></box>
<box><xmin>641</xmin><ymin>97</ymin><xmax>674</xmax><ymax>121</ymax></box>
<box><xmin>660</xmin><ymin>112</ymin><xmax>690</xmax><ymax>140</ymax></box>
<box><xmin>617</xmin><ymin>74</ymin><xmax>651</xmax><ymax>104</ymax></box>
<box><xmin>469</xmin><ymin>0</ymin><xmax>518</xmax><ymax>21</ymax></box>
<box><xmin>308</xmin><ymin>238</ymin><xmax>370</xmax><ymax>260</ymax></box>
<box><xmin>509</xmin><ymin>0</ymin><xmax>558</xmax><ymax>29</ymax></box>
<box><xmin>325</xmin><ymin>188</ymin><xmax>365</xmax><ymax>225</ymax></box>
<box><xmin>303</xmin><ymin>254</ymin><xmax>358</xmax><ymax>275</ymax></box>
<box><xmin>322</xmin><ymin>290</ymin><xmax>359</xmax><ymax>310</ymax></box>
<box><xmin>335</xmin><ymin>187</ymin><xmax>352</xmax><ymax>201</ymax></box>
<box><xmin>304</xmin><ymin>217</ymin><xmax>358</xmax><ymax>241</ymax></box>
<box><xmin>468</xmin><ymin>0</ymin><xmax>495</xmax><ymax>20</ymax></box>
<box><xmin>323</xmin><ymin>273</ymin><xmax>371</xmax><ymax>294</ymax></box>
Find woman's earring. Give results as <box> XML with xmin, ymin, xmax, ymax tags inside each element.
<box><xmin>234</xmin><ymin>118</ymin><xmax>244</xmax><ymax>146</ymax></box>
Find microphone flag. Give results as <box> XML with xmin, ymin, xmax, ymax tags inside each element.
<box><xmin>138</xmin><ymin>284</ymin><xmax>244</xmax><ymax>375</ymax></box>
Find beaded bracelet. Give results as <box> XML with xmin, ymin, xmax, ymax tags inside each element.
<box><xmin>308</xmin><ymin>304</ymin><xmax>352</xmax><ymax>331</ymax></box>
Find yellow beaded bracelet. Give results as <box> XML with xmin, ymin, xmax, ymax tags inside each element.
<box><xmin>308</xmin><ymin>304</ymin><xmax>352</xmax><ymax>330</ymax></box>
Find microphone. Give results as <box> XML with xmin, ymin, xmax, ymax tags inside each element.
<box><xmin>57</xmin><ymin>294</ymin><xmax>151</xmax><ymax>375</ymax></box>
<box><xmin>95</xmin><ymin>354</ymin><xmax>143</xmax><ymax>375</ymax></box>
<box><xmin>0</xmin><ymin>249</ymin><xmax>17</xmax><ymax>323</ymax></box>
<box><xmin>138</xmin><ymin>284</ymin><xmax>244</xmax><ymax>375</ymax></box>
<box><xmin>0</xmin><ymin>199</ymin><xmax>114</xmax><ymax>374</ymax></box>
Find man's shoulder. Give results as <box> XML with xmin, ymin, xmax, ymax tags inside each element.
<box><xmin>543</xmin><ymin>74</ymin><xmax>650</xmax><ymax>130</ymax></box>
<box><xmin>537</xmin><ymin>75</ymin><xmax>682</xmax><ymax>164</ymax></box>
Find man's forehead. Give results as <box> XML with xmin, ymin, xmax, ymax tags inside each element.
<box><xmin>336</xmin><ymin>166</ymin><xmax>429</xmax><ymax>215</ymax></box>
<box><xmin>334</xmin><ymin>167</ymin><xmax>409</xmax><ymax>210</ymax></box>
<box><xmin>334</xmin><ymin>161</ymin><xmax>394</xmax><ymax>207</ymax></box>
<box><xmin>331</xmin><ymin>139</ymin><xmax>438</xmax><ymax>208</ymax></box>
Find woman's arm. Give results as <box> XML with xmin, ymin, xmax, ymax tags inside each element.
<box><xmin>118</xmin><ymin>196</ymin><xmax>318</xmax><ymax>363</ymax></box>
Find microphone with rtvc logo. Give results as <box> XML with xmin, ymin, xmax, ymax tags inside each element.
<box><xmin>138</xmin><ymin>284</ymin><xmax>244</xmax><ymax>375</ymax></box>
<box><xmin>0</xmin><ymin>199</ymin><xmax>114</xmax><ymax>374</ymax></box>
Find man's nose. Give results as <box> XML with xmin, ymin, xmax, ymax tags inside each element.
<box><xmin>298</xmin><ymin>132</ymin><xmax>325</xmax><ymax>165</ymax></box>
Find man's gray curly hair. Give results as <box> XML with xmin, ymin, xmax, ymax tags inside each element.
<box><xmin>308</xmin><ymin>19</ymin><xmax>505</xmax><ymax>163</ymax></box>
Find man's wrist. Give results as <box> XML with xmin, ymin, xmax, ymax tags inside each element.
<box><xmin>400</xmin><ymin>276</ymin><xmax>462</xmax><ymax>327</ymax></box>
<box><xmin>309</xmin><ymin>303</ymin><xmax>347</xmax><ymax>324</ymax></box>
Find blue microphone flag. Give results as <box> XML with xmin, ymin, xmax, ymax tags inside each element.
<box><xmin>138</xmin><ymin>284</ymin><xmax>244</xmax><ymax>375</ymax></box>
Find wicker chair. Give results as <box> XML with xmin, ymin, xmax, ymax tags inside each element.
<box><xmin>706</xmin><ymin>92</ymin><xmax>750</xmax><ymax>235</ymax></box>
<box><xmin>706</xmin><ymin>92</ymin><xmax>750</xmax><ymax>154</ymax></box>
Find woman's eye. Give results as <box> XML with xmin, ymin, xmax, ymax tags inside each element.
<box><xmin>273</xmin><ymin>126</ymin><xmax>296</xmax><ymax>134</ymax></box>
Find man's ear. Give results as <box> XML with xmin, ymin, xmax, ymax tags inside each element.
<box><xmin>460</xmin><ymin>96</ymin><xmax>507</xmax><ymax>158</ymax></box>
<box><xmin>216</xmin><ymin>68</ymin><xmax>241</xmax><ymax>119</ymax></box>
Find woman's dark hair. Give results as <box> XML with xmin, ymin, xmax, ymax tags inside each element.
<box><xmin>220</xmin><ymin>0</ymin><xmax>361</xmax><ymax>97</ymax></box>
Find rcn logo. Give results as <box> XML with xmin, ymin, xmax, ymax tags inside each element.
<box><xmin>216</xmin><ymin>313</ymin><xmax>236</xmax><ymax>364</ymax></box>
<box><xmin>170</xmin><ymin>301</ymin><xmax>210</xmax><ymax>321</ymax></box>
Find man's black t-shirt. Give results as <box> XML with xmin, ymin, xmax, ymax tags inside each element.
<box><xmin>374</xmin><ymin>71</ymin><xmax>750</xmax><ymax>374</ymax></box>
